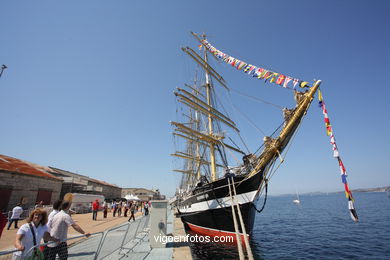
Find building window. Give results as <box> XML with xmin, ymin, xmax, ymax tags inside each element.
<box><xmin>36</xmin><ymin>190</ymin><xmax>52</xmax><ymax>205</ymax></box>
<box><xmin>0</xmin><ymin>188</ymin><xmax>12</xmax><ymax>211</ymax></box>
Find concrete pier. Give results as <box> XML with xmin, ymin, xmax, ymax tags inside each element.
<box><xmin>107</xmin><ymin>207</ymin><xmax>192</xmax><ymax>259</ymax></box>
<box><xmin>172</xmin><ymin>213</ymin><xmax>192</xmax><ymax>260</ymax></box>
<box><xmin>0</xmin><ymin>207</ymin><xmax>193</xmax><ymax>259</ymax></box>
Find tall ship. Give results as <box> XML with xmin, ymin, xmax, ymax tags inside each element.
<box><xmin>171</xmin><ymin>32</ymin><xmax>322</xmax><ymax>242</ymax></box>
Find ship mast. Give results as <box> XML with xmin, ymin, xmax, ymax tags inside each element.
<box><xmin>202</xmin><ymin>33</ymin><xmax>217</xmax><ymax>182</ymax></box>
<box><xmin>193</xmin><ymin>77</ymin><xmax>202</xmax><ymax>180</ymax></box>
<box><xmin>171</xmin><ymin>32</ymin><xmax>244</xmax><ymax>186</ymax></box>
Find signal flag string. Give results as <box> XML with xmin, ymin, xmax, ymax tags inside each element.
<box><xmin>198</xmin><ymin>39</ymin><xmax>311</xmax><ymax>90</ymax></box>
<box><xmin>318</xmin><ymin>89</ymin><xmax>358</xmax><ymax>222</ymax></box>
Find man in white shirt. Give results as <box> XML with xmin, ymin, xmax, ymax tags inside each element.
<box><xmin>46</xmin><ymin>201</ymin><xmax>90</xmax><ymax>260</ymax></box>
<box><xmin>43</xmin><ymin>199</ymin><xmax>63</xmax><ymax>258</ymax></box>
<box><xmin>47</xmin><ymin>200</ymin><xmax>63</xmax><ymax>230</ymax></box>
<box><xmin>7</xmin><ymin>204</ymin><xmax>23</xmax><ymax>230</ymax></box>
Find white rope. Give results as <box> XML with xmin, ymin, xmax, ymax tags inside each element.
<box><xmin>232</xmin><ymin>177</ymin><xmax>254</xmax><ymax>260</ymax></box>
<box><xmin>227</xmin><ymin>177</ymin><xmax>245</xmax><ymax>260</ymax></box>
<box><xmin>228</xmin><ymin>94</ymin><xmax>267</xmax><ymax>136</ymax></box>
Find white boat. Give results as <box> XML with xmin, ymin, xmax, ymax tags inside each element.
<box><xmin>293</xmin><ymin>191</ymin><xmax>300</xmax><ymax>204</ymax></box>
<box><xmin>64</xmin><ymin>193</ymin><xmax>105</xmax><ymax>213</ymax></box>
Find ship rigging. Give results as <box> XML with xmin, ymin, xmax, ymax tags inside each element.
<box><xmin>171</xmin><ymin>32</ymin><xmax>322</xmax><ymax>243</ymax></box>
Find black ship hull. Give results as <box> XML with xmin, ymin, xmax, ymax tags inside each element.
<box><xmin>177</xmin><ymin>170</ymin><xmax>264</xmax><ymax>242</ymax></box>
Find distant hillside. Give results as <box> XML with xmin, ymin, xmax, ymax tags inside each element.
<box><xmin>352</xmin><ymin>186</ymin><xmax>390</xmax><ymax>193</ymax></box>
<box><xmin>272</xmin><ymin>186</ymin><xmax>390</xmax><ymax>197</ymax></box>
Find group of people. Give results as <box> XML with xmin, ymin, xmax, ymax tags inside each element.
<box><xmin>2</xmin><ymin>199</ymin><xmax>151</xmax><ymax>259</ymax></box>
<box><xmin>92</xmin><ymin>200</ymin><xmax>150</xmax><ymax>222</ymax></box>
<box><xmin>11</xmin><ymin>200</ymin><xmax>90</xmax><ymax>259</ymax></box>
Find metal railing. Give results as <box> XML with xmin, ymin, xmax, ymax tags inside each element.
<box><xmin>0</xmin><ymin>248</ymin><xmax>20</xmax><ymax>260</ymax></box>
<box><xmin>117</xmin><ymin>214</ymin><xmax>150</xmax><ymax>258</ymax></box>
<box><xmin>1</xmin><ymin>214</ymin><xmax>151</xmax><ymax>260</ymax></box>
<box><xmin>95</xmin><ymin>214</ymin><xmax>150</xmax><ymax>259</ymax></box>
<box><xmin>22</xmin><ymin>232</ymin><xmax>104</xmax><ymax>259</ymax></box>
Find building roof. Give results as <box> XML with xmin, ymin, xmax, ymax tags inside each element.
<box><xmin>90</xmin><ymin>178</ymin><xmax>120</xmax><ymax>188</ymax></box>
<box><xmin>122</xmin><ymin>188</ymin><xmax>158</xmax><ymax>193</ymax></box>
<box><xmin>49</xmin><ymin>167</ymin><xmax>120</xmax><ymax>188</ymax></box>
<box><xmin>0</xmin><ymin>154</ymin><xmax>62</xmax><ymax>180</ymax></box>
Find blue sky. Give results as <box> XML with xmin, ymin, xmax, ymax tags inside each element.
<box><xmin>1</xmin><ymin>0</ymin><xmax>389</xmax><ymax>197</ymax></box>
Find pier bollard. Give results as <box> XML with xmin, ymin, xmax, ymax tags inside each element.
<box><xmin>149</xmin><ymin>200</ymin><xmax>168</xmax><ymax>248</ymax></box>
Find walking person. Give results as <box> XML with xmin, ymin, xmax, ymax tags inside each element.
<box><xmin>117</xmin><ymin>201</ymin><xmax>122</xmax><ymax>217</ymax></box>
<box><xmin>124</xmin><ymin>201</ymin><xmax>129</xmax><ymax>217</ymax></box>
<box><xmin>112</xmin><ymin>201</ymin><xmax>117</xmax><ymax>217</ymax></box>
<box><xmin>13</xmin><ymin>208</ymin><xmax>59</xmax><ymax>259</ymax></box>
<box><xmin>46</xmin><ymin>201</ymin><xmax>90</xmax><ymax>260</ymax></box>
<box><xmin>7</xmin><ymin>204</ymin><xmax>23</xmax><ymax>230</ymax></box>
<box><xmin>128</xmin><ymin>202</ymin><xmax>136</xmax><ymax>222</ymax></box>
<box><xmin>92</xmin><ymin>199</ymin><xmax>99</xmax><ymax>221</ymax></box>
<box><xmin>144</xmin><ymin>201</ymin><xmax>149</xmax><ymax>216</ymax></box>
<box><xmin>103</xmin><ymin>201</ymin><xmax>108</xmax><ymax>218</ymax></box>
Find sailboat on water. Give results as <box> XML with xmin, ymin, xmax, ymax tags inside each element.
<box><xmin>171</xmin><ymin>32</ymin><xmax>321</xmax><ymax>242</ymax></box>
<box><xmin>293</xmin><ymin>190</ymin><xmax>300</xmax><ymax>204</ymax></box>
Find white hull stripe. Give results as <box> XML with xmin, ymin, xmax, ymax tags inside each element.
<box><xmin>179</xmin><ymin>190</ymin><xmax>258</xmax><ymax>213</ymax></box>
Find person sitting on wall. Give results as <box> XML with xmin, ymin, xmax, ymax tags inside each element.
<box><xmin>224</xmin><ymin>167</ymin><xmax>235</xmax><ymax>179</ymax></box>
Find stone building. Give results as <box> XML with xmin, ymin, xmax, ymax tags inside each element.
<box><xmin>121</xmin><ymin>188</ymin><xmax>164</xmax><ymax>201</ymax></box>
<box><xmin>48</xmin><ymin>167</ymin><xmax>122</xmax><ymax>201</ymax></box>
<box><xmin>0</xmin><ymin>154</ymin><xmax>63</xmax><ymax>211</ymax></box>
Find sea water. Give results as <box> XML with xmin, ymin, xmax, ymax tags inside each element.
<box><xmin>190</xmin><ymin>192</ymin><xmax>390</xmax><ymax>260</ymax></box>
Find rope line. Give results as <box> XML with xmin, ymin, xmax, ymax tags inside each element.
<box><xmin>231</xmin><ymin>88</ymin><xmax>284</xmax><ymax>110</ymax></box>
<box><xmin>252</xmin><ymin>179</ymin><xmax>268</xmax><ymax>213</ymax></box>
